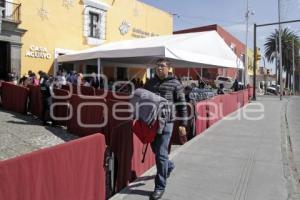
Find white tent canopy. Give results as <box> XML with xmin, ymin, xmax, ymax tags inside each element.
<box><xmin>57</xmin><ymin>31</ymin><xmax>244</xmax><ymax>69</ymax></box>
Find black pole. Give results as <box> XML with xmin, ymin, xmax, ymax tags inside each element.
<box><xmin>256</xmin><ymin>19</ymin><xmax>300</xmax><ymax>27</ymax></box>
<box><xmin>253</xmin><ymin>24</ymin><xmax>257</xmax><ymax>101</ymax></box>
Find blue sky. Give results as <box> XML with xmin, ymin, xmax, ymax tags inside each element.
<box><xmin>140</xmin><ymin>0</ymin><xmax>300</xmax><ymax>71</ymax></box>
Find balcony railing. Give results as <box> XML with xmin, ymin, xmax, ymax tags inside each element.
<box><xmin>0</xmin><ymin>1</ymin><xmax>21</xmax><ymax>23</ymax></box>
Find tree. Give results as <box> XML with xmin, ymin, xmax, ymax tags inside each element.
<box><xmin>264</xmin><ymin>28</ymin><xmax>300</xmax><ymax>88</ymax></box>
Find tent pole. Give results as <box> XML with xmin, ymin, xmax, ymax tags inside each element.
<box><xmin>97</xmin><ymin>58</ymin><xmax>101</xmax><ymax>75</ymax></box>
<box><xmin>97</xmin><ymin>58</ymin><xmax>101</xmax><ymax>85</ymax></box>
<box><xmin>188</xmin><ymin>67</ymin><xmax>190</xmax><ymax>85</ymax></box>
<box><xmin>201</xmin><ymin>67</ymin><xmax>203</xmax><ymax>79</ymax></box>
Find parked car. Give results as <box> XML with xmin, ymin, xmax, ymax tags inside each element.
<box><xmin>214</xmin><ymin>76</ymin><xmax>234</xmax><ymax>89</ymax></box>
<box><xmin>266</xmin><ymin>84</ymin><xmax>280</xmax><ymax>95</ymax></box>
<box><xmin>180</xmin><ymin>76</ymin><xmax>198</xmax><ymax>87</ymax></box>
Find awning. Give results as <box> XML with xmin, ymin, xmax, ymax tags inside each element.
<box><xmin>57</xmin><ymin>31</ymin><xmax>244</xmax><ymax>69</ymax></box>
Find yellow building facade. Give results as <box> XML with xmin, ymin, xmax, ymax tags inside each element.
<box><xmin>0</xmin><ymin>0</ymin><xmax>172</xmax><ymax>80</ymax></box>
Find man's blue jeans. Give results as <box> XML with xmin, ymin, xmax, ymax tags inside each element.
<box><xmin>151</xmin><ymin>122</ymin><xmax>174</xmax><ymax>191</ymax></box>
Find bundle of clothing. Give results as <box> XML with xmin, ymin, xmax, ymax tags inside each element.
<box><xmin>185</xmin><ymin>87</ymin><xmax>215</xmax><ymax>103</ymax></box>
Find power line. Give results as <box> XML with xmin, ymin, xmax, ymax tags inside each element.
<box><xmin>171</xmin><ymin>13</ymin><xmax>245</xmax><ymax>25</ymax></box>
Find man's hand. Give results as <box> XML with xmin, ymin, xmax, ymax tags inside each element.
<box><xmin>178</xmin><ymin>126</ymin><xmax>186</xmax><ymax>136</ymax></box>
<box><xmin>178</xmin><ymin>126</ymin><xmax>187</xmax><ymax>144</ymax></box>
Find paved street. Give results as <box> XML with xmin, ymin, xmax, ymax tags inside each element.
<box><xmin>111</xmin><ymin>96</ymin><xmax>300</xmax><ymax>200</ymax></box>
<box><xmin>0</xmin><ymin>108</ymin><xmax>77</xmax><ymax>161</ymax></box>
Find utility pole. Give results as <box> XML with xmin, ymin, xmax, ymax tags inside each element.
<box><xmin>275</xmin><ymin>35</ymin><xmax>279</xmax><ymax>85</ymax></box>
<box><xmin>244</xmin><ymin>0</ymin><xmax>254</xmax><ymax>86</ymax></box>
<box><xmin>253</xmin><ymin>19</ymin><xmax>300</xmax><ymax>100</ymax></box>
<box><xmin>278</xmin><ymin>0</ymin><xmax>283</xmax><ymax>100</ymax></box>
<box><xmin>253</xmin><ymin>23</ymin><xmax>257</xmax><ymax>100</ymax></box>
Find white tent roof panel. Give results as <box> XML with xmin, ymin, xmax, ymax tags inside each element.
<box><xmin>57</xmin><ymin>31</ymin><xmax>244</xmax><ymax>69</ymax></box>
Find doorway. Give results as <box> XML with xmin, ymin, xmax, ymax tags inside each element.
<box><xmin>0</xmin><ymin>41</ymin><xmax>10</xmax><ymax>80</ymax></box>
<box><xmin>115</xmin><ymin>67</ymin><xmax>128</xmax><ymax>80</ymax></box>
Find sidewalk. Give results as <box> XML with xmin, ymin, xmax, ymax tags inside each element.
<box><xmin>111</xmin><ymin>96</ymin><xmax>298</xmax><ymax>200</ymax></box>
<box><xmin>286</xmin><ymin>96</ymin><xmax>300</xmax><ymax>184</ymax></box>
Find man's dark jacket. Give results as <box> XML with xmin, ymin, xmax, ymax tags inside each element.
<box><xmin>145</xmin><ymin>75</ymin><xmax>188</xmax><ymax>127</ymax></box>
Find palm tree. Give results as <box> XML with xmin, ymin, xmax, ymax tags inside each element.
<box><xmin>264</xmin><ymin>28</ymin><xmax>300</xmax><ymax>88</ymax></box>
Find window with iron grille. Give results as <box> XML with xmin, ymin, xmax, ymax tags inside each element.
<box><xmin>0</xmin><ymin>0</ymin><xmax>4</xmax><ymax>17</ymax></box>
<box><xmin>89</xmin><ymin>12</ymin><xmax>100</xmax><ymax>38</ymax></box>
<box><xmin>83</xmin><ymin>0</ymin><xmax>110</xmax><ymax>45</ymax></box>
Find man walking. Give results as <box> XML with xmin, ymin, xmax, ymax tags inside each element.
<box><xmin>145</xmin><ymin>58</ymin><xmax>188</xmax><ymax>200</ymax></box>
<box><xmin>38</xmin><ymin>71</ymin><xmax>52</xmax><ymax>125</ymax></box>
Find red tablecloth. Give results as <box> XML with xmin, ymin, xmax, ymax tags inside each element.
<box><xmin>27</xmin><ymin>85</ymin><xmax>43</xmax><ymax>119</ymax></box>
<box><xmin>67</xmin><ymin>95</ymin><xmax>106</xmax><ymax>137</ymax></box>
<box><xmin>1</xmin><ymin>82</ymin><xmax>29</xmax><ymax>114</ymax></box>
<box><xmin>0</xmin><ymin>133</ymin><xmax>106</xmax><ymax>200</ymax></box>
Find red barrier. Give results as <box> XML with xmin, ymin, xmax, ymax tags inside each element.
<box><xmin>243</xmin><ymin>89</ymin><xmax>249</xmax><ymax>105</ymax></box>
<box><xmin>0</xmin><ymin>133</ymin><xmax>106</xmax><ymax>200</ymax></box>
<box><xmin>111</xmin><ymin>120</ymin><xmax>155</xmax><ymax>193</ymax></box>
<box><xmin>27</xmin><ymin>85</ymin><xmax>43</xmax><ymax>119</ymax></box>
<box><xmin>207</xmin><ymin>95</ymin><xmax>222</xmax><ymax>127</ymax></box>
<box><xmin>0</xmin><ymin>80</ymin><xmax>3</xmax><ymax>105</ymax></box>
<box><xmin>105</xmin><ymin>99</ymin><xmax>155</xmax><ymax>192</ymax></box>
<box><xmin>237</xmin><ymin>90</ymin><xmax>244</xmax><ymax>108</ymax></box>
<box><xmin>248</xmin><ymin>87</ymin><xmax>253</xmax><ymax>99</ymax></box>
<box><xmin>1</xmin><ymin>82</ymin><xmax>29</xmax><ymax>114</ymax></box>
<box><xmin>52</xmin><ymin>89</ymin><xmax>71</xmax><ymax>126</ymax></box>
<box><xmin>77</xmin><ymin>85</ymin><xmax>95</xmax><ymax>96</ymax></box>
<box><xmin>95</xmin><ymin>89</ymin><xmax>129</xmax><ymax>101</ymax></box>
<box><xmin>61</xmin><ymin>84</ymin><xmax>70</xmax><ymax>91</ymax></box>
<box><xmin>220</xmin><ymin>94</ymin><xmax>235</xmax><ymax>117</ymax></box>
<box><xmin>228</xmin><ymin>92</ymin><xmax>239</xmax><ymax>112</ymax></box>
<box><xmin>195</xmin><ymin>100</ymin><xmax>208</xmax><ymax>135</ymax></box>
<box><xmin>61</xmin><ymin>84</ymin><xmax>77</xmax><ymax>95</ymax></box>
<box><xmin>67</xmin><ymin>95</ymin><xmax>106</xmax><ymax>137</ymax></box>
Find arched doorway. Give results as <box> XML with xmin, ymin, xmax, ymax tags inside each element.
<box><xmin>0</xmin><ymin>41</ymin><xmax>10</xmax><ymax>80</ymax></box>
